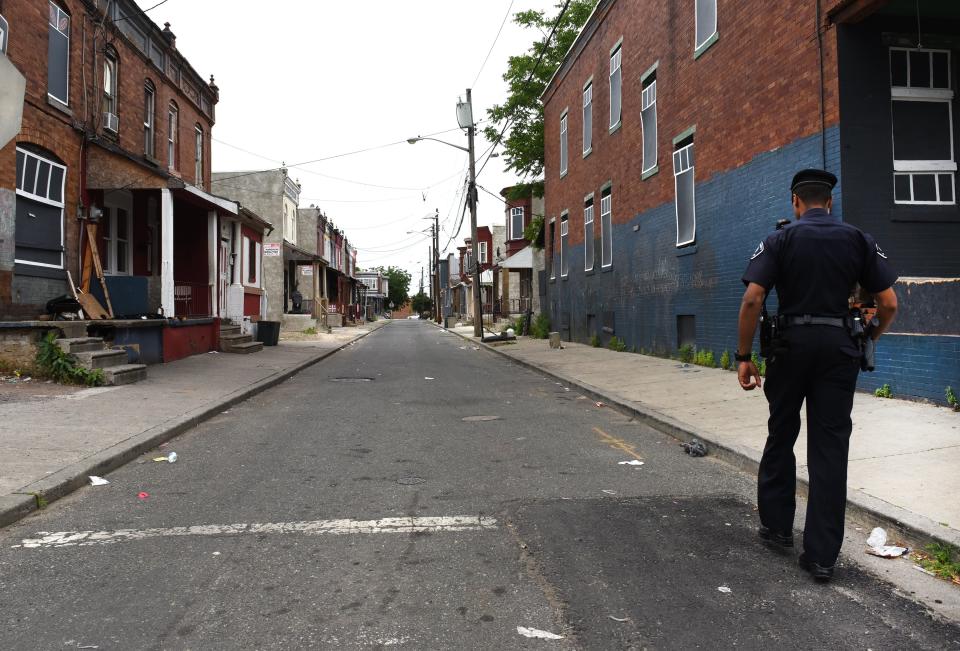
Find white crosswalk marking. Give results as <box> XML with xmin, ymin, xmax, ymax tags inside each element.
<box><xmin>13</xmin><ymin>515</ymin><xmax>498</xmax><ymax>549</ymax></box>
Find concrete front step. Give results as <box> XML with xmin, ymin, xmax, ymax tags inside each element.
<box><xmin>55</xmin><ymin>337</ymin><xmax>105</xmax><ymax>354</ymax></box>
<box><xmin>220</xmin><ymin>325</ymin><xmax>242</xmax><ymax>337</ymax></box>
<box><xmin>224</xmin><ymin>340</ymin><xmax>263</xmax><ymax>354</ymax></box>
<box><xmin>220</xmin><ymin>332</ymin><xmax>254</xmax><ymax>352</ymax></box>
<box><xmin>72</xmin><ymin>348</ymin><xmax>128</xmax><ymax>370</ymax></box>
<box><xmin>102</xmin><ymin>363</ymin><xmax>148</xmax><ymax>386</ymax></box>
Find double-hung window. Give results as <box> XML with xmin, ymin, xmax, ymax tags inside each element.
<box><xmin>103</xmin><ymin>53</ymin><xmax>118</xmax><ymax>130</ymax></box>
<box><xmin>560</xmin><ymin>111</ymin><xmax>569</xmax><ymax>176</ymax></box>
<box><xmin>583</xmin><ymin>196</ymin><xmax>595</xmax><ymax>272</ymax></box>
<box><xmin>102</xmin><ymin>206</ymin><xmax>131</xmax><ymax>275</ymax></box>
<box><xmin>510</xmin><ymin>206</ymin><xmax>524</xmax><ymax>240</ymax></box>
<box><xmin>641</xmin><ymin>69</ymin><xmax>658</xmax><ymax>175</ymax></box>
<box><xmin>244</xmin><ymin>236</ymin><xmax>261</xmax><ymax>287</ymax></box>
<box><xmin>195</xmin><ymin>125</ymin><xmax>204</xmax><ymax>188</ymax></box>
<box><xmin>695</xmin><ymin>0</ymin><xmax>718</xmax><ymax>56</ymax></box>
<box><xmin>600</xmin><ymin>189</ymin><xmax>612</xmax><ymax>268</ymax></box>
<box><xmin>673</xmin><ymin>136</ymin><xmax>696</xmax><ymax>246</ymax></box>
<box><xmin>479</xmin><ymin>241</ymin><xmax>488</xmax><ymax>265</ymax></box>
<box><xmin>47</xmin><ymin>2</ymin><xmax>70</xmax><ymax>105</ymax></box>
<box><xmin>560</xmin><ymin>213</ymin><xmax>569</xmax><ymax>278</ymax></box>
<box><xmin>890</xmin><ymin>48</ymin><xmax>955</xmax><ymax>204</ymax></box>
<box><xmin>610</xmin><ymin>44</ymin><xmax>622</xmax><ymax>129</ymax></box>
<box><xmin>14</xmin><ymin>147</ymin><xmax>66</xmax><ymax>269</ymax></box>
<box><xmin>144</xmin><ymin>81</ymin><xmax>156</xmax><ymax>158</ymax></box>
<box><xmin>583</xmin><ymin>82</ymin><xmax>593</xmax><ymax>155</ymax></box>
<box><xmin>167</xmin><ymin>103</ymin><xmax>178</xmax><ymax>170</ymax></box>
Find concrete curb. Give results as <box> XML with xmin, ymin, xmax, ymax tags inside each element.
<box><xmin>438</xmin><ymin>324</ymin><xmax>960</xmax><ymax>551</ymax></box>
<box><xmin>0</xmin><ymin>322</ymin><xmax>389</xmax><ymax>530</ymax></box>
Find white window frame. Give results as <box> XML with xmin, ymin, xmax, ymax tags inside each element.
<box><xmin>103</xmin><ymin>53</ymin><xmax>118</xmax><ymax>117</ymax></box>
<box><xmin>14</xmin><ymin>147</ymin><xmax>67</xmax><ymax>270</ymax></box>
<box><xmin>47</xmin><ymin>2</ymin><xmax>70</xmax><ymax>106</ymax></box>
<box><xmin>1</xmin><ymin>14</ymin><xmax>10</xmax><ymax>55</ymax></box>
<box><xmin>673</xmin><ymin>141</ymin><xmax>697</xmax><ymax>247</ymax></box>
<box><xmin>479</xmin><ymin>241</ymin><xmax>488</xmax><ymax>264</ymax></box>
<box><xmin>194</xmin><ymin>125</ymin><xmax>204</xmax><ymax>188</ymax></box>
<box><xmin>144</xmin><ymin>81</ymin><xmax>156</xmax><ymax>158</ymax></box>
<box><xmin>583</xmin><ymin>80</ymin><xmax>593</xmax><ymax>155</ymax></box>
<box><xmin>167</xmin><ymin>104</ymin><xmax>178</xmax><ymax>170</ymax></box>
<box><xmin>641</xmin><ymin>76</ymin><xmax>658</xmax><ymax>175</ymax></box>
<box><xmin>695</xmin><ymin>0</ymin><xmax>718</xmax><ymax>54</ymax></box>
<box><xmin>583</xmin><ymin>196</ymin><xmax>594</xmax><ymax>272</ymax></box>
<box><xmin>559</xmin><ymin>110</ymin><xmax>569</xmax><ymax>177</ymax></box>
<box><xmin>510</xmin><ymin>206</ymin><xmax>524</xmax><ymax>240</ymax></box>
<box><xmin>549</xmin><ymin>218</ymin><xmax>557</xmax><ymax>280</ymax></box>
<box><xmin>559</xmin><ymin>213</ymin><xmax>569</xmax><ymax>278</ymax></box>
<box><xmin>609</xmin><ymin>44</ymin><xmax>622</xmax><ymax>129</ymax></box>
<box><xmin>889</xmin><ymin>47</ymin><xmax>956</xmax><ymax>205</ymax></box>
<box><xmin>600</xmin><ymin>190</ymin><xmax>612</xmax><ymax>268</ymax></box>
<box><xmin>243</xmin><ymin>236</ymin><xmax>261</xmax><ymax>288</ymax></box>
<box><xmin>102</xmin><ymin>199</ymin><xmax>133</xmax><ymax>276</ymax></box>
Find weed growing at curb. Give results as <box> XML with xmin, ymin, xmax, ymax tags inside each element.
<box><xmin>303</xmin><ymin>327</ymin><xmax>318</xmax><ymax>335</ymax></box>
<box><xmin>946</xmin><ymin>386</ymin><xmax>959</xmax><ymax>411</ymax></box>
<box><xmin>678</xmin><ymin>344</ymin><xmax>695</xmax><ymax>363</ymax></box>
<box><xmin>875</xmin><ymin>383</ymin><xmax>893</xmax><ymax>399</ymax></box>
<box><xmin>914</xmin><ymin>543</ymin><xmax>960</xmax><ymax>585</ymax></box>
<box><xmin>35</xmin><ymin>332</ymin><xmax>104</xmax><ymax>386</ymax></box>
<box><xmin>529</xmin><ymin>313</ymin><xmax>551</xmax><ymax>339</ymax></box>
<box><xmin>590</xmin><ymin>335</ymin><xmax>601</xmax><ymax>348</ymax></box>
<box><xmin>607</xmin><ymin>336</ymin><xmax>627</xmax><ymax>352</ymax></box>
<box><xmin>719</xmin><ymin>350</ymin><xmax>731</xmax><ymax>370</ymax></box>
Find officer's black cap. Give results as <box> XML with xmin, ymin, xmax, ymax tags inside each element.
<box><xmin>791</xmin><ymin>169</ymin><xmax>837</xmax><ymax>193</ymax></box>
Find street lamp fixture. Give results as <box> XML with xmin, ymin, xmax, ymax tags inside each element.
<box><xmin>406</xmin><ymin>136</ymin><xmax>469</xmax><ymax>153</ymax></box>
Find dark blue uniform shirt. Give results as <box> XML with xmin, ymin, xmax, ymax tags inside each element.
<box><xmin>742</xmin><ymin>208</ymin><xmax>897</xmax><ymax>317</ymax></box>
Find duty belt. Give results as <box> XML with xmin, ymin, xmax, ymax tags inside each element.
<box><xmin>780</xmin><ymin>314</ymin><xmax>846</xmax><ymax>328</ymax></box>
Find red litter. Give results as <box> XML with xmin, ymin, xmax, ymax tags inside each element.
<box><xmin>137</xmin><ymin>492</ymin><xmax>149</xmax><ymax>500</ymax></box>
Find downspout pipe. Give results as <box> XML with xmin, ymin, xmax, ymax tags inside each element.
<box><xmin>816</xmin><ymin>0</ymin><xmax>827</xmax><ymax>169</ymax></box>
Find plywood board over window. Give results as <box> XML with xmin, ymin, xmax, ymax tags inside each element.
<box><xmin>14</xmin><ymin>147</ymin><xmax>66</xmax><ymax>271</ymax></box>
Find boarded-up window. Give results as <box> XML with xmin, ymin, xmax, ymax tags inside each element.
<box><xmin>600</xmin><ymin>189</ymin><xmax>612</xmax><ymax>267</ymax></box>
<box><xmin>560</xmin><ymin>214</ymin><xmax>569</xmax><ymax>278</ymax></box>
<box><xmin>15</xmin><ymin>147</ymin><xmax>66</xmax><ymax>270</ymax></box>
<box><xmin>47</xmin><ymin>2</ymin><xmax>70</xmax><ymax>105</ymax></box>
<box><xmin>583</xmin><ymin>197</ymin><xmax>594</xmax><ymax>272</ymax></box>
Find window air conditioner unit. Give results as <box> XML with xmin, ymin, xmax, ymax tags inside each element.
<box><xmin>103</xmin><ymin>112</ymin><xmax>119</xmax><ymax>133</ymax></box>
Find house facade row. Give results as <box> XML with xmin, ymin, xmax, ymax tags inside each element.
<box><xmin>0</xmin><ymin>0</ymin><xmax>364</xmax><ymax>368</ymax></box>
<box><xmin>538</xmin><ymin>0</ymin><xmax>960</xmax><ymax>404</ymax></box>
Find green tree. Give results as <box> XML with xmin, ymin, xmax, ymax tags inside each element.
<box><xmin>483</xmin><ymin>0</ymin><xmax>599</xmax><ymax>192</ymax></box>
<box><xmin>373</xmin><ymin>266</ymin><xmax>411</xmax><ymax>311</ymax></box>
<box><xmin>410</xmin><ymin>291</ymin><xmax>433</xmax><ymax>317</ymax></box>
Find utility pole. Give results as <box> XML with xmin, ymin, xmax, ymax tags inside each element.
<box><xmin>432</xmin><ymin>208</ymin><xmax>440</xmax><ymax>324</ymax></box>
<box><xmin>464</xmin><ymin>89</ymin><xmax>482</xmax><ymax>338</ymax></box>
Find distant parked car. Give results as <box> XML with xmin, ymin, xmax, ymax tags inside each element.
<box><xmin>407</xmin><ymin>315</ymin><xmax>420</xmax><ymax>320</ymax></box>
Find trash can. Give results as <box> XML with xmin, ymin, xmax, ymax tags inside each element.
<box><xmin>256</xmin><ymin>321</ymin><xmax>280</xmax><ymax>346</ymax></box>
<box><xmin>445</xmin><ymin>315</ymin><xmax>458</xmax><ymax>329</ymax></box>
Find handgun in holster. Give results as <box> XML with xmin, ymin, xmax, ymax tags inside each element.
<box><xmin>848</xmin><ymin>306</ymin><xmax>879</xmax><ymax>372</ymax></box>
<box><xmin>759</xmin><ymin>219</ymin><xmax>792</xmax><ymax>360</ymax></box>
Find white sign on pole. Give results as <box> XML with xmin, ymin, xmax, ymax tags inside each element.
<box><xmin>0</xmin><ymin>52</ymin><xmax>26</xmax><ymax>151</ymax></box>
<box><xmin>263</xmin><ymin>243</ymin><xmax>281</xmax><ymax>257</ymax></box>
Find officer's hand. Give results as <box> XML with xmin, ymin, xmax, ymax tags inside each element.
<box><xmin>738</xmin><ymin>361</ymin><xmax>762</xmax><ymax>390</ymax></box>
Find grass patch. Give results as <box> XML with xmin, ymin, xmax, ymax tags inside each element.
<box><xmin>303</xmin><ymin>327</ymin><xmax>318</xmax><ymax>335</ymax></box>
<box><xmin>607</xmin><ymin>336</ymin><xmax>627</xmax><ymax>352</ymax></box>
<box><xmin>914</xmin><ymin>543</ymin><xmax>960</xmax><ymax>585</ymax></box>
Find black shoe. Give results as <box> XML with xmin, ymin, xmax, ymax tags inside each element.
<box><xmin>758</xmin><ymin>525</ymin><xmax>794</xmax><ymax>549</ymax></box>
<box><xmin>799</xmin><ymin>553</ymin><xmax>834</xmax><ymax>582</ymax></box>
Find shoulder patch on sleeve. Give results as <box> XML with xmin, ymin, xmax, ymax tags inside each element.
<box><xmin>876</xmin><ymin>242</ymin><xmax>888</xmax><ymax>259</ymax></box>
<box><xmin>750</xmin><ymin>241</ymin><xmax>765</xmax><ymax>260</ymax></box>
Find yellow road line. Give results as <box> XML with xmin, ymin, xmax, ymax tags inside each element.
<box><xmin>593</xmin><ymin>427</ymin><xmax>644</xmax><ymax>461</ymax></box>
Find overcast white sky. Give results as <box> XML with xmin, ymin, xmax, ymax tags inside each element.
<box><xmin>135</xmin><ymin>0</ymin><xmax>557</xmax><ymax>285</ymax></box>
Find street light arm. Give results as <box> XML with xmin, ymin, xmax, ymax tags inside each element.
<box><xmin>406</xmin><ymin>136</ymin><xmax>470</xmax><ymax>153</ymax></box>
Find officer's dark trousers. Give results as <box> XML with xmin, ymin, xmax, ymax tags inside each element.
<box><xmin>759</xmin><ymin>327</ymin><xmax>860</xmax><ymax>566</ymax></box>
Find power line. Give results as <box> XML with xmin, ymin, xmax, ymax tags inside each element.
<box><xmin>472</xmin><ymin>0</ymin><xmax>516</xmax><ymax>88</ymax></box>
<box><xmin>476</xmin><ymin>0</ymin><xmax>572</xmax><ymax>179</ymax></box>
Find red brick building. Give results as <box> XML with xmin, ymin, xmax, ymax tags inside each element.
<box><xmin>541</xmin><ymin>0</ymin><xmax>959</xmax><ymax>403</ymax></box>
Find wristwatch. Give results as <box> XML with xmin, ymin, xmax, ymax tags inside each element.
<box><xmin>734</xmin><ymin>351</ymin><xmax>753</xmax><ymax>362</ymax></box>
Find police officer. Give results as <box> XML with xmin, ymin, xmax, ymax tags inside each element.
<box><xmin>737</xmin><ymin>169</ymin><xmax>898</xmax><ymax>582</ymax></box>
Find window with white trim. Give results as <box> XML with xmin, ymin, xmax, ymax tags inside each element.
<box><xmin>695</xmin><ymin>0</ymin><xmax>718</xmax><ymax>54</ymax></box>
<box><xmin>641</xmin><ymin>72</ymin><xmax>658</xmax><ymax>174</ymax></box>
<box><xmin>584</xmin><ymin>196</ymin><xmax>594</xmax><ymax>272</ymax></box>
<box><xmin>560</xmin><ymin>213</ymin><xmax>569</xmax><ymax>278</ymax></box>
<box><xmin>510</xmin><ymin>206</ymin><xmax>524</xmax><ymax>240</ymax></box>
<box><xmin>47</xmin><ymin>2</ymin><xmax>70</xmax><ymax>105</ymax></box>
<box><xmin>167</xmin><ymin>103</ymin><xmax>178</xmax><ymax>170</ymax></box>
<box><xmin>15</xmin><ymin>147</ymin><xmax>66</xmax><ymax>269</ymax></box>
<box><xmin>600</xmin><ymin>189</ymin><xmax>612</xmax><ymax>267</ymax></box>
<box><xmin>103</xmin><ymin>52</ymin><xmax>118</xmax><ymax>121</ymax></box>
<box><xmin>102</xmin><ymin>206</ymin><xmax>131</xmax><ymax>275</ymax></box>
<box><xmin>673</xmin><ymin>137</ymin><xmax>696</xmax><ymax>246</ymax></box>
<box><xmin>610</xmin><ymin>45</ymin><xmax>622</xmax><ymax>128</ymax></box>
<box><xmin>560</xmin><ymin>111</ymin><xmax>569</xmax><ymax>176</ymax></box>
<box><xmin>144</xmin><ymin>80</ymin><xmax>156</xmax><ymax>158</ymax></box>
<box><xmin>890</xmin><ymin>47</ymin><xmax>955</xmax><ymax>205</ymax></box>
<box><xmin>549</xmin><ymin>220</ymin><xmax>557</xmax><ymax>280</ymax></box>
<box><xmin>583</xmin><ymin>82</ymin><xmax>593</xmax><ymax>154</ymax></box>
<box><xmin>243</xmin><ymin>236</ymin><xmax>261</xmax><ymax>287</ymax></box>
<box><xmin>479</xmin><ymin>241</ymin><xmax>488</xmax><ymax>264</ymax></box>
<box><xmin>194</xmin><ymin>124</ymin><xmax>204</xmax><ymax>188</ymax></box>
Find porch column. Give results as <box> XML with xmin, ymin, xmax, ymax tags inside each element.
<box><xmin>160</xmin><ymin>189</ymin><xmax>175</xmax><ymax>317</ymax></box>
<box><xmin>208</xmin><ymin>211</ymin><xmax>217</xmax><ymax>317</ymax></box>
<box><xmin>231</xmin><ymin>221</ymin><xmax>241</xmax><ymax>285</ymax></box>
<box><xmin>312</xmin><ymin>262</ymin><xmax>320</xmax><ymax>318</ymax></box>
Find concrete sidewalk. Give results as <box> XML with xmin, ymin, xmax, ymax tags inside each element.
<box><xmin>448</xmin><ymin>326</ymin><xmax>960</xmax><ymax>548</ymax></box>
<box><xmin>0</xmin><ymin>320</ymin><xmax>389</xmax><ymax>527</ymax></box>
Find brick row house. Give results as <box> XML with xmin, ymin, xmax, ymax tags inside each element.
<box><xmin>447</xmin><ymin>226</ymin><xmax>495</xmax><ymax>323</ymax></box>
<box><xmin>541</xmin><ymin>0</ymin><xmax>959</xmax><ymax>403</ymax></box>
<box><xmin>0</xmin><ymin>0</ymin><xmax>271</xmax><ymax>368</ymax></box>
<box><xmin>495</xmin><ymin>185</ymin><xmax>545</xmax><ymax>319</ymax></box>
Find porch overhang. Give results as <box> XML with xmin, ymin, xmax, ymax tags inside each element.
<box><xmin>283</xmin><ymin>241</ymin><xmax>323</xmax><ymax>263</ymax></box>
<box><xmin>168</xmin><ymin>179</ymin><xmax>238</xmax><ymax>215</ymax></box>
<box><xmin>499</xmin><ymin>246</ymin><xmax>534</xmax><ymax>270</ymax></box>
<box><xmin>828</xmin><ymin>0</ymin><xmax>891</xmax><ymax>24</ymax></box>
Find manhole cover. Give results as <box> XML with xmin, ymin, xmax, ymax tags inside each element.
<box><xmin>397</xmin><ymin>476</ymin><xmax>426</xmax><ymax>485</ymax></box>
<box><xmin>330</xmin><ymin>377</ymin><xmax>374</xmax><ymax>383</ymax></box>
<box><xmin>461</xmin><ymin>415</ymin><xmax>501</xmax><ymax>422</ymax></box>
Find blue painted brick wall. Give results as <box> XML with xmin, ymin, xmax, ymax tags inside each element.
<box><xmin>545</xmin><ymin>127</ymin><xmax>959</xmax><ymax>404</ymax></box>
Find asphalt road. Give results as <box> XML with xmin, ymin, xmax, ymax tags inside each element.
<box><xmin>1</xmin><ymin>320</ymin><xmax>957</xmax><ymax>650</ymax></box>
